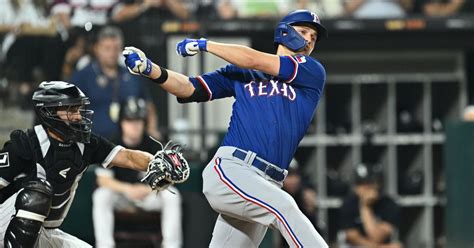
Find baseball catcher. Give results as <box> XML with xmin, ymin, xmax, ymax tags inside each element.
<box><xmin>0</xmin><ymin>81</ymin><xmax>189</xmax><ymax>247</ymax></box>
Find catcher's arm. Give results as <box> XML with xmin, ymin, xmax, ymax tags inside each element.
<box><xmin>110</xmin><ymin>148</ymin><xmax>153</xmax><ymax>171</ymax></box>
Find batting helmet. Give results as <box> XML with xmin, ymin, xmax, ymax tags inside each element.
<box><xmin>33</xmin><ymin>81</ymin><xmax>93</xmax><ymax>143</ymax></box>
<box><xmin>274</xmin><ymin>9</ymin><xmax>328</xmax><ymax>51</ymax></box>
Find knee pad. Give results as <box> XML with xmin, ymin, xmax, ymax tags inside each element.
<box><xmin>4</xmin><ymin>179</ymin><xmax>52</xmax><ymax>248</ymax></box>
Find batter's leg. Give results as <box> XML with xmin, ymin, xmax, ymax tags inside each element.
<box><xmin>205</xmin><ymin>156</ymin><xmax>328</xmax><ymax>247</ymax></box>
<box><xmin>209</xmin><ymin>214</ymin><xmax>267</xmax><ymax>248</ymax></box>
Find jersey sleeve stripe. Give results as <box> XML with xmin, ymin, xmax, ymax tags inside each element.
<box><xmin>197</xmin><ymin>76</ymin><xmax>212</xmax><ymax>101</ymax></box>
<box><xmin>285</xmin><ymin>56</ymin><xmax>299</xmax><ymax>83</ymax></box>
<box><xmin>101</xmin><ymin>145</ymin><xmax>124</xmax><ymax>168</ymax></box>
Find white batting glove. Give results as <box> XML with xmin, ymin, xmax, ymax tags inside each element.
<box><xmin>122</xmin><ymin>46</ymin><xmax>153</xmax><ymax>77</ymax></box>
<box><xmin>176</xmin><ymin>38</ymin><xmax>208</xmax><ymax>57</ymax></box>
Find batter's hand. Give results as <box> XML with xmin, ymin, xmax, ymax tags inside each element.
<box><xmin>176</xmin><ymin>38</ymin><xmax>207</xmax><ymax>57</ymax></box>
<box><xmin>122</xmin><ymin>46</ymin><xmax>153</xmax><ymax>77</ymax></box>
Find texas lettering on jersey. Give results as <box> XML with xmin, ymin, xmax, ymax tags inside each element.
<box><xmin>244</xmin><ymin>80</ymin><xmax>296</xmax><ymax>100</ymax></box>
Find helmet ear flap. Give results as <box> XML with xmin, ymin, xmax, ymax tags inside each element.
<box><xmin>274</xmin><ymin>23</ymin><xmax>307</xmax><ymax>52</ymax></box>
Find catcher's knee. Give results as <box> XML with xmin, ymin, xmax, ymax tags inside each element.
<box><xmin>4</xmin><ymin>179</ymin><xmax>52</xmax><ymax>248</ymax></box>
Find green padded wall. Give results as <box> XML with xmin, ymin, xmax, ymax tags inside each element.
<box><xmin>445</xmin><ymin>122</ymin><xmax>474</xmax><ymax>248</ymax></box>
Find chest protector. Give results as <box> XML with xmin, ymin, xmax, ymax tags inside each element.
<box><xmin>25</xmin><ymin>128</ymin><xmax>88</xmax><ymax>225</ymax></box>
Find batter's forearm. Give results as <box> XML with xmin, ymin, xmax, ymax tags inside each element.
<box><xmin>206</xmin><ymin>41</ymin><xmax>280</xmax><ymax>76</ymax></box>
<box><xmin>148</xmin><ymin>63</ymin><xmax>195</xmax><ymax>98</ymax></box>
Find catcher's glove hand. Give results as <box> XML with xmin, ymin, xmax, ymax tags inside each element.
<box><xmin>141</xmin><ymin>139</ymin><xmax>190</xmax><ymax>191</ymax></box>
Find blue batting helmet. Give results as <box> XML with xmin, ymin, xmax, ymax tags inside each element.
<box><xmin>274</xmin><ymin>10</ymin><xmax>328</xmax><ymax>51</ymax></box>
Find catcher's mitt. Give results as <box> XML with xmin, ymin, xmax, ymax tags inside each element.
<box><xmin>142</xmin><ymin>139</ymin><xmax>190</xmax><ymax>191</ymax></box>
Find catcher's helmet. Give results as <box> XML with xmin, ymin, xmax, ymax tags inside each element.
<box><xmin>274</xmin><ymin>9</ymin><xmax>328</xmax><ymax>51</ymax></box>
<box><xmin>32</xmin><ymin>81</ymin><xmax>93</xmax><ymax>143</ymax></box>
<box><xmin>119</xmin><ymin>97</ymin><xmax>147</xmax><ymax>120</ymax></box>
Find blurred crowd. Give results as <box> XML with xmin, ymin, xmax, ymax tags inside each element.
<box><xmin>0</xmin><ymin>0</ymin><xmax>474</xmax><ymax>118</ymax></box>
<box><xmin>0</xmin><ymin>0</ymin><xmax>472</xmax><ymax>118</ymax></box>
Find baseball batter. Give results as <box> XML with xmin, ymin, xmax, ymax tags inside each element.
<box><xmin>123</xmin><ymin>9</ymin><xmax>329</xmax><ymax>247</ymax></box>
<box><xmin>0</xmin><ymin>81</ymin><xmax>179</xmax><ymax>247</ymax></box>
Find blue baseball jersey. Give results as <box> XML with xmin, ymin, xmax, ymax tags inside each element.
<box><xmin>189</xmin><ymin>55</ymin><xmax>326</xmax><ymax>170</ymax></box>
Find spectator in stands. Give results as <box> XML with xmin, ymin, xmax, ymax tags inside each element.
<box><xmin>0</xmin><ymin>0</ymin><xmax>65</xmax><ymax>109</ymax></box>
<box><xmin>413</xmin><ymin>0</ymin><xmax>467</xmax><ymax>17</ymax></box>
<box><xmin>110</xmin><ymin>0</ymin><xmax>189</xmax><ymax>133</ymax></box>
<box><xmin>309</xmin><ymin>0</ymin><xmax>345</xmax><ymax>18</ymax></box>
<box><xmin>51</xmin><ymin>0</ymin><xmax>118</xmax><ymax>29</ymax></box>
<box><xmin>111</xmin><ymin>0</ymin><xmax>189</xmax><ymax>22</ymax></box>
<box><xmin>338</xmin><ymin>163</ymin><xmax>402</xmax><ymax>248</ymax></box>
<box><xmin>71</xmin><ymin>26</ymin><xmax>159</xmax><ymax>139</ymax></box>
<box><xmin>51</xmin><ymin>0</ymin><xmax>120</xmax><ymax>80</ymax></box>
<box><xmin>216</xmin><ymin>0</ymin><xmax>310</xmax><ymax>19</ymax></box>
<box><xmin>343</xmin><ymin>0</ymin><xmax>413</xmax><ymax>18</ymax></box>
<box><xmin>186</xmin><ymin>0</ymin><xmax>221</xmax><ymax>20</ymax></box>
<box><xmin>93</xmin><ymin>97</ymin><xmax>182</xmax><ymax>248</ymax></box>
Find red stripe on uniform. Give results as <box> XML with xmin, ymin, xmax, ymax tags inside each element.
<box><xmin>197</xmin><ymin>76</ymin><xmax>212</xmax><ymax>101</ymax></box>
<box><xmin>286</xmin><ymin>56</ymin><xmax>299</xmax><ymax>83</ymax></box>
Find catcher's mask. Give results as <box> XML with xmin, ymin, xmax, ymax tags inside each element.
<box><xmin>32</xmin><ymin>81</ymin><xmax>94</xmax><ymax>143</ymax></box>
<box><xmin>274</xmin><ymin>9</ymin><xmax>328</xmax><ymax>52</ymax></box>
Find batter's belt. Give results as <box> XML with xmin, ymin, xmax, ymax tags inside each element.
<box><xmin>232</xmin><ymin>149</ymin><xmax>288</xmax><ymax>182</ymax></box>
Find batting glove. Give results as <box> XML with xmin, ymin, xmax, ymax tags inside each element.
<box><xmin>176</xmin><ymin>38</ymin><xmax>207</xmax><ymax>57</ymax></box>
<box><xmin>122</xmin><ymin>46</ymin><xmax>153</xmax><ymax>77</ymax></box>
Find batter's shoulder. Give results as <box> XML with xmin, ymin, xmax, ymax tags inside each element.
<box><xmin>298</xmin><ymin>55</ymin><xmax>326</xmax><ymax>78</ymax></box>
<box><xmin>301</xmin><ymin>55</ymin><xmax>324</xmax><ymax>67</ymax></box>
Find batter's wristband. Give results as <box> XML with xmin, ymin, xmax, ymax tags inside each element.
<box><xmin>151</xmin><ymin>66</ymin><xmax>169</xmax><ymax>84</ymax></box>
<box><xmin>143</xmin><ymin>59</ymin><xmax>153</xmax><ymax>75</ymax></box>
